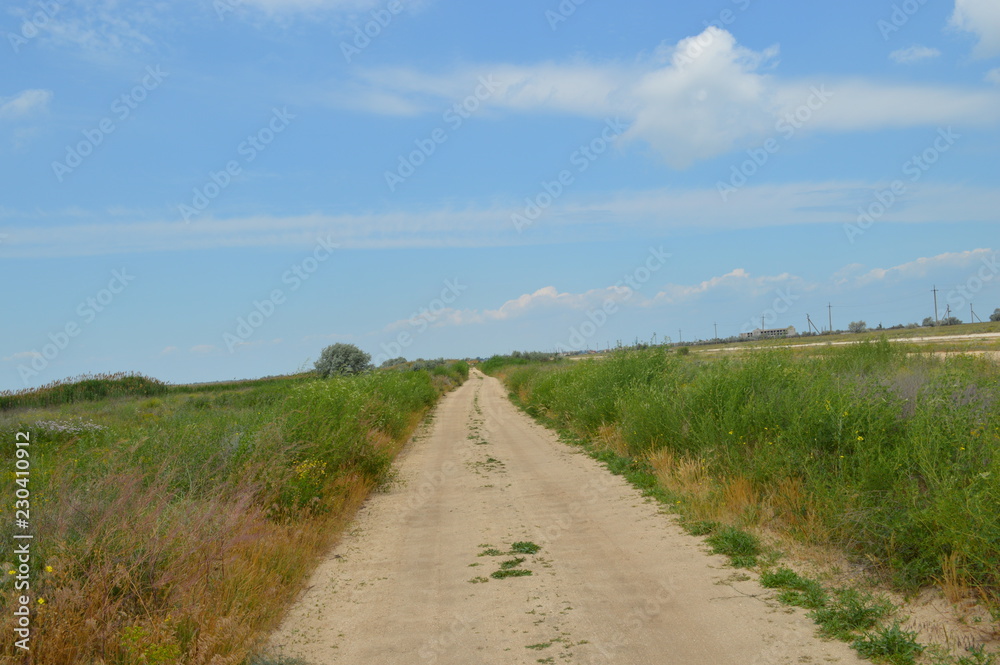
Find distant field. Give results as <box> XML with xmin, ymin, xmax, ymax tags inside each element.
<box><xmin>0</xmin><ymin>363</ymin><xmax>467</xmax><ymax>664</ymax></box>
<box><xmin>698</xmin><ymin>321</ymin><xmax>1000</xmax><ymax>352</ymax></box>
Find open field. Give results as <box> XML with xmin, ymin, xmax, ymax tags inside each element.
<box><xmin>486</xmin><ymin>342</ymin><xmax>1000</xmax><ymax>660</ymax></box>
<box><xmin>0</xmin><ymin>364</ymin><xmax>467</xmax><ymax>664</ymax></box>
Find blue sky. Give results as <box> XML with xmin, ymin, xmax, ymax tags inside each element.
<box><xmin>2</xmin><ymin>0</ymin><xmax>999</xmax><ymax>390</ymax></box>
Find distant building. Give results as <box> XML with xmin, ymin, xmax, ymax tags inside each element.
<box><xmin>739</xmin><ymin>326</ymin><xmax>797</xmax><ymax>340</ymax></box>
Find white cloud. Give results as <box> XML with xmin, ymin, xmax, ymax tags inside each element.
<box><xmin>383</xmin><ymin>284</ymin><xmax>632</xmax><ymax>330</ymax></box>
<box><xmin>848</xmin><ymin>249</ymin><xmax>994</xmax><ymax>287</ymax></box>
<box><xmin>1</xmin><ymin>351</ymin><xmax>43</xmax><ymax>362</ymax></box>
<box><xmin>651</xmin><ymin>268</ymin><xmax>808</xmax><ymax>305</ymax></box>
<box><xmin>0</xmin><ymin>90</ymin><xmax>52</xmax><ymax>121</ymax></box>
<box><xmin>2</xmin><ymin>181</ymin><xmax>998</xmax><ymax>258</ymax></box>
<box><xmin>951</xmin><ymin>0</ymin><xmax>1000</xmax><ymax>58</ymax></box>
<box><xmin>190</xmin><ymin>344</ymin><xmax>218</xmax><ymax>354</ymax></box>
<box><xmin>987</xmin><ymin>68</ymin><xmax>1000</xmax><ymax>85</ymax></box>
<box><xmin>334</xmin><ymin>28</ymin><xmax>1000</xmax><ymax>168</ymax></box>
<box><xmin>889</xmin><ymin>45</ymin><xmax>942</xmax><ymax>64</ymax></box>
<box><xmin>160</xmin><ymin>346</ymin><xmax>178</xmax><ymax>355</ymax></box>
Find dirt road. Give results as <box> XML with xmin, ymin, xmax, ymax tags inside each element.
<box><xmin>270</xmin><ymin>369</ymin><xmax>865</xmax><ymax>664</ymax></box>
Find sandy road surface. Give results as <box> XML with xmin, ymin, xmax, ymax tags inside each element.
<box><xmin>271</xmin><ymin>369</ymin><xmax>865</xmax><ymax>664</ymax></box>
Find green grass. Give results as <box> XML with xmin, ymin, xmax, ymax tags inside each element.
<box><xmin>852</xmin><ymin>623</ymin><xmax>925</xmax><ymax>665</ymax></box>
<box><xmin>705</xmin><ymin>526</ymin><xmax>762</xmax><ymax>568</ymax></box>
<box><xmin>809</xmin><ymin>588</ymin><xmax>894</xmax><ymax>640</ymax></box>
<box><xmin>0</xmin><ymin>363</ymin><xmax>466</xmax><ymax>664</ymax></box>
<box><xmin>486</xmin><ymin>341</ymin><xmax>1000</xmax><ymax>606</ymax></box>
<box><xmin>511</xmin><ymin>541</ymin><xmax>541</xmax><ymax>554</ymax></box>
<box><xmin>490</xmin><ymin>569</ymin><xmax>532</xmax><ymax>579</ymax></box>
<box><xmin>0</xmin><ymin>371</ymin><xmax>169</xmax><ymax>410</ymax></box>
<box><xmin>760</xmin><ymin>567</ymin><xmax>829</xmax><ymax>609</ymax></box>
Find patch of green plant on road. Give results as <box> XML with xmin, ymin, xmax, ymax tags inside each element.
<box><xmin>511</xmin><ymin>541</ymin><xmax>542</xmax><ymax>554</ymax></box>
<box><xmin>475</xmin><ymin>542</ymin><xmax>542</xmax><ymax>580</ymax></box>
<box><xmin>491</xmin><ymin>569</ymin><xmax>533</xmax><ymax>579</ymax></box>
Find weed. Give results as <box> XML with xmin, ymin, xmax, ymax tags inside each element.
<box><xmin>479</xmin><ymin>548</ymin><xmax>505</xmax><ymax>557</ymax></box>
<box><xmin>500</xmin><ymin>557</ymin><xmax>526</xmax><ymax>569</ymax></box>
<box><xmin>809</xmin><ymin>588</ymin><xmax>893</xmax><ymax>639</ymax></box>
<box><xmin>706</xmin><ymin>526</ymin><xmax>762</xmax><ymax>567</ymax></box>
<box><xmin>511</xmin><ymin>541</ymin><xmax>542</xmax><ymax>554</ymax></box>
<box><xmin>526</xmin><ymin>642</ymin><xmax>552</xmax><ymax>650</ymax></box>
<box><xmin>469</xmin><ymin>576</ymin><xmax>490</xmax><ymax>584</ymax></box>
<box><xmin>851</xmin><ymin>623</ymin><xmax>924</xmax><ymax>665</ymax></box>
<box><xmin>760</xmin><ymin>567</ymin><xmax>829</xmax><ymax>609</ymax></box>
<box><xmin>491</xmin><ymin>569</ymin><xmax>533</xmax><ymax>579</ymax></box>
<box><xmin>684</xmin><ymin>520</ymin><xmax>719</xmax><ymax>536</ymax></box>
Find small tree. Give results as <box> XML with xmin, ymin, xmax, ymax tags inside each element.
<box><xmin>922</xmin><ymin>317</ymin><xmax>936</xmax><ymax>327</ymax></box>
<box><xmin>991</xmin><ymin>308</ymin><xmax>1000</xmax><ymax>322</ymax></box>
<box><xmin>848</xmin><ymin>321</ymin><xmax>867</xmax><ymax>333</ymax></box>
<box><xmin>940</xmin><ymin>316</ymin><xmax>962</xmax><ymax>326</ymax></box>
<box><xmin>380</xmin><ymin>357</ymin><xmax>407</xmax><ymax>368</ymax></box>
<box><xmin>315</xmin><ymin>343</ymin><xmax>372</xmax><ymax>377</ymax></box>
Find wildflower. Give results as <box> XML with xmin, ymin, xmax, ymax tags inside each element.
<box><xmin>857</xmin><ymin>436</ymin><xmax>864</xmax><ymax>441</ymax></box>
<box><xmin>37</xmin><ymin>598</ymin><xmax>45</xmax><ymax>604</ymax></box>
<box><xmin>7</xmin><ymin>570</ymin><xmax>14</xmax><ymax>575</ymax></box>
<box><xmin>45</xmin><ymin>566</ymin><xmax>53</xmax><ymax>573</ymax></box>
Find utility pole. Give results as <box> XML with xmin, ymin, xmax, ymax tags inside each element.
<box><xmin>678</xmin><ymin>329</ymin><xmax>682</xmax><ymax>344</ymax></box>
<box><xmin>713</xmin><ymin>322</ymin><xmax>718</xmax><ymax>339</ymax></box>
<box><xmin>828</xmin><ymin>303</ymin><xmax>833</xmax><ymax>333</ymax></box>
<box><xmin>761</xmin><ymin>315</ymin><xmax>764</xmax><ymax>330</ymax></box>
<box><xmin>932</xmin><ymin>285</ymin><xmax>939</xmax><ymax>325</ymax></box>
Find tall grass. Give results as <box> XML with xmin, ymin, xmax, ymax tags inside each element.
<box><xmin>0</xmin><ymin>373</ymin><xmax>169</xmax><ymax>410</ymax></box>
<box><xmin>490</xmin><ymin>341</ymin><xmax>1000</xmax><ymax>604</ymax></box>
<box><xmin>0</xmin><ymin>365</ymin><xmax>460</xmax><ymax>664</ymax></box>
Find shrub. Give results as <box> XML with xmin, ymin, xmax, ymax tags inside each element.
<box><xmin>314</xmin><ymin>343</ymin><xmax>372</xmax><ymax>377</ymax></box>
